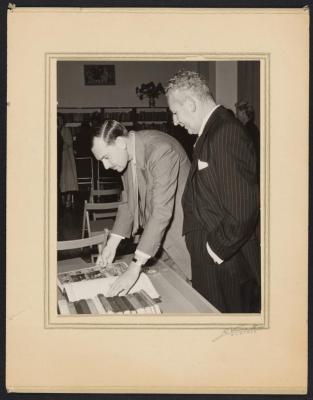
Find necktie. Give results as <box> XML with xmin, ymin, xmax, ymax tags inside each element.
<box><xmin>131</xmin><ymin>159</ymin><xmax>139</xmax><ymax>236</ymax></box>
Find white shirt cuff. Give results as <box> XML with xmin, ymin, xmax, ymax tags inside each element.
<box><xmin>206</xmin><ymin>242</ymin><xmax>224</xmax><ymax>264</ymax></box>
<box><xmin>135</xmin><ymin>249</ymin><xmax>151</xmax><ymax>264</ymax></box>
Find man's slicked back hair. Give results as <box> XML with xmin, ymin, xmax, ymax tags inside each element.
<box><xmin>93</xmin><ymin>119</ymin><xmax>129</xmax><ymax>145</ymax></box>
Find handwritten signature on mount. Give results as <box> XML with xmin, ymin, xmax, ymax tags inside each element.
<box><xmin>212</xmin><ymin>327</ymin><xmax>258</xmax><ymax>342</ymax></box>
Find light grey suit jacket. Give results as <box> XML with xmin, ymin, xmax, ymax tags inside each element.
<box><xmin>112</xmin><ymin>130</ymin><xmax>191</xmax><ymax>279</ymax></box>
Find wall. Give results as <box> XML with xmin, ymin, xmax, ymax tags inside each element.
<box><xmin>238</xmin><ymin>61</ymin><xmax>260</xmax><ymax>127</ymax></box>
<box><xmin>58</xmin><ymin>61</ymin><xmax>251</xmax><ymax>116</ymax></box>
<box><xmin>199</xmin><ymin>61</ymin><xmax>216</xmax><ymax>99</ymax></box>
<box><xmin>215</xmin><ymin>61</ymin><xmax>238</xmax><ymax>113</ymax></box>
<box><xmin>57</xmin><ymin>61</ymin><xmax>201</xmax><ymax>108</ymax></box>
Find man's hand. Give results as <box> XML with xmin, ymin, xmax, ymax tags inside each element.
<box><xmin>96</xmin><ymin>234</ymin><xmax>122</xmax><ymax>266</ymax></box>
<box><xmin>96</xmin><ymin>244</ymin><xmax>116</xmax><ymax>267</ymax></box>
<box><xmin>107</xmin><ymin>262</ymin><xmax>141</xmax><ymax>296</ymax></box>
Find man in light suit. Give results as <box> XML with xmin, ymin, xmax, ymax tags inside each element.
<box><xmin>91</xmin><ymin>120</ymin><xmax>191</xmax><ymax>296</ymax></box>
<box><xmin>166</xmin><ymin>70</ymin><xmax>260</xmax><ymax>312</ymax></box>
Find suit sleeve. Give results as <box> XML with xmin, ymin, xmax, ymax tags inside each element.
<box><xmin>136</xmin><ymin>145</ymin><xmax>179</xmax><ymax>256</ymax></box>
<box><xmin>203</xmin><ymin>123</ymin><xmax>259</xmax><ymax>260</ymax></box>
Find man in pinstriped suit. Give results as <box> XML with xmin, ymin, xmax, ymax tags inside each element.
<box><xmin>166</xmin><ymin>70</ymin><xmax>260</xmax><ymax>313</ymax></box>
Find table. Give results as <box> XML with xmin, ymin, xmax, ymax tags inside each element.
<box><xmin>58</xmin><ymin>256</ymin><xmax>219</xmax><ymax>314</ymax></box>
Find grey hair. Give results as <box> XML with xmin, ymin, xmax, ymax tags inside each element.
<box><xmin>165</xmin><ymin>70</ymin><xmax>213</xmax><ymax>101</ymax></box>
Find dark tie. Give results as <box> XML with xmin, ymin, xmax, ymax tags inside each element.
<box><xmin>131</xmin><ymin>160</ymin><xmax>139</xmax><ymax>235</ymax></box>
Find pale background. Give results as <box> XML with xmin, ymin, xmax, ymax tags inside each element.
<box><xmin>6</xmin><ymin>8</ymin><xmax>309</xmax><ymax>393</ymax></box>
<box><xmin>58</xmin><ymin>60</ymin><xmax>236</xmax><ymax>109</ymax></box>
<box><xmin>57</xmin><ymin>59</ymin><xmax>259</xmax><ymax>124</ymax></box>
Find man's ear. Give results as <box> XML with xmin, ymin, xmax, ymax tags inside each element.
<box><xmin>185</xmin><ymin>96</ymin><xmax>196</xmax><ymax>113</ymax></box>
<box><xmin>115</xmin><ymin>136</ymin><xmax>127</xmax><ymax>149</ymax></box>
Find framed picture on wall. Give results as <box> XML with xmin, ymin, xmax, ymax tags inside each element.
<box><xmin>84</xmin><ymin>64</ymin><xmax>115</xmax><ymax>85</ymax></box>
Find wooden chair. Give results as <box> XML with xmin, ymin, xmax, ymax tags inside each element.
<box><xmin>89</xmin><ymin>187</ymin><xmax>121</xmax><ymax>203</ymax></box>
<box><xmin>82</xmin><ymin>198</ymin><xmax>126</xmax><ymax>239</ymax></box>
<box><xmin>96</xmin><ymin>160</ymin><xmax>122</xmax><ymax>190</ymax></box>
<box><xmin>57</xmin><ymin>231</ymin><xmax>109</xmax><ymax>269</ymax></box>
<box><xmin>57</xmin><ymin>232</ymin><xmax>108</xmax><ymax>251</ymax></box>
<box><xmin>75</xmin><ymin>156</ymin><xmax>94</xmax><ymax>191</ymax></box>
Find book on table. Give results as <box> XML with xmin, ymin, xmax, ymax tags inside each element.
<box><xmin>57</xmin><ymin>261</ymin><xmax>162</xmax><ymax>315</ymax></box>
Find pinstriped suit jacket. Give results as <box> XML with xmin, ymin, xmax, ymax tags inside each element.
<box><xmin>182</xmin><ymin>106</ymin><xmax>260</xmax><ymax>282</ymax></box>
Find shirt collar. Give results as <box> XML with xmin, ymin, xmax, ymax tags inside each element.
<box><xmin>130</xmin><ymin>131</ymin><xmax>136</xmax><ymax>165</ymax></box>
<box><xmin>198</xmin><ymin>104</ymin><xmax>221</xmax><ymax>138</ymax></box>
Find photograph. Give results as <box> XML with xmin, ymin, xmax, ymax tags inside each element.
<box><xmin>6</xmin><ymin>7</ymin><xmax>308</xmax><ymax>394</ymax></box>
<box><xmin>57</xmin><ymin>60</ymin><xmax>261</xmax><ymax>315</ymax></box>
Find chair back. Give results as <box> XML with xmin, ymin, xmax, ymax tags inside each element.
<box><xmin>75</xmin><ymin>157</ymin><xmax>94</xmax><ymax>190</ymax></box>
<box><xmin>96</xmin><ymin>160</ymin><xmax>122</xmax><ymax>190</ymax></box>
<box><xmin>89</xmin><ymin>188</ymin><xmax>121</xmax><ymax>203</ymax></box>
<box><xmin>82</xmin><ymin>198</ymin><xmax>126</xmax><ymax>238</ymax></box>
<box><xmin>58</xmin><ymin>232</ymin><xmax>108</xmax><ymax>251</ymax></box>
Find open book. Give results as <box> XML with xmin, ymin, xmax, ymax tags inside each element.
<box><xmin>57</xmin><ymin>261</ymin><xmax>128</xmax><ymax>292</ymax></box>
<box><xmin>57</xmin><ymin>262</ymin><xmax>161</xmax><ymax>315</ymax></box>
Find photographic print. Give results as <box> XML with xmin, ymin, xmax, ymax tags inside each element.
<box><xmin>57</xmin><ymin>60</ymin><xmax>261</xmax><ymax>316</ymax></box>
<box><xmin>6</xmin><ymin>7</ymin><xmax>308</xmax><ymax>394</ymax></box>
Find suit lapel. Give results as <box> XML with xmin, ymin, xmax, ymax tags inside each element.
<box><xmin>189</xmin><ymin>106</ymin><xmax>223</xmax><ymax>180</ymax></box>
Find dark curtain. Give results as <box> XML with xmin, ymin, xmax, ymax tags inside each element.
<box><xmin>237</xmin><ymin>61</ymin><xmax>260</xmax><ymax>128</ymax></box>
